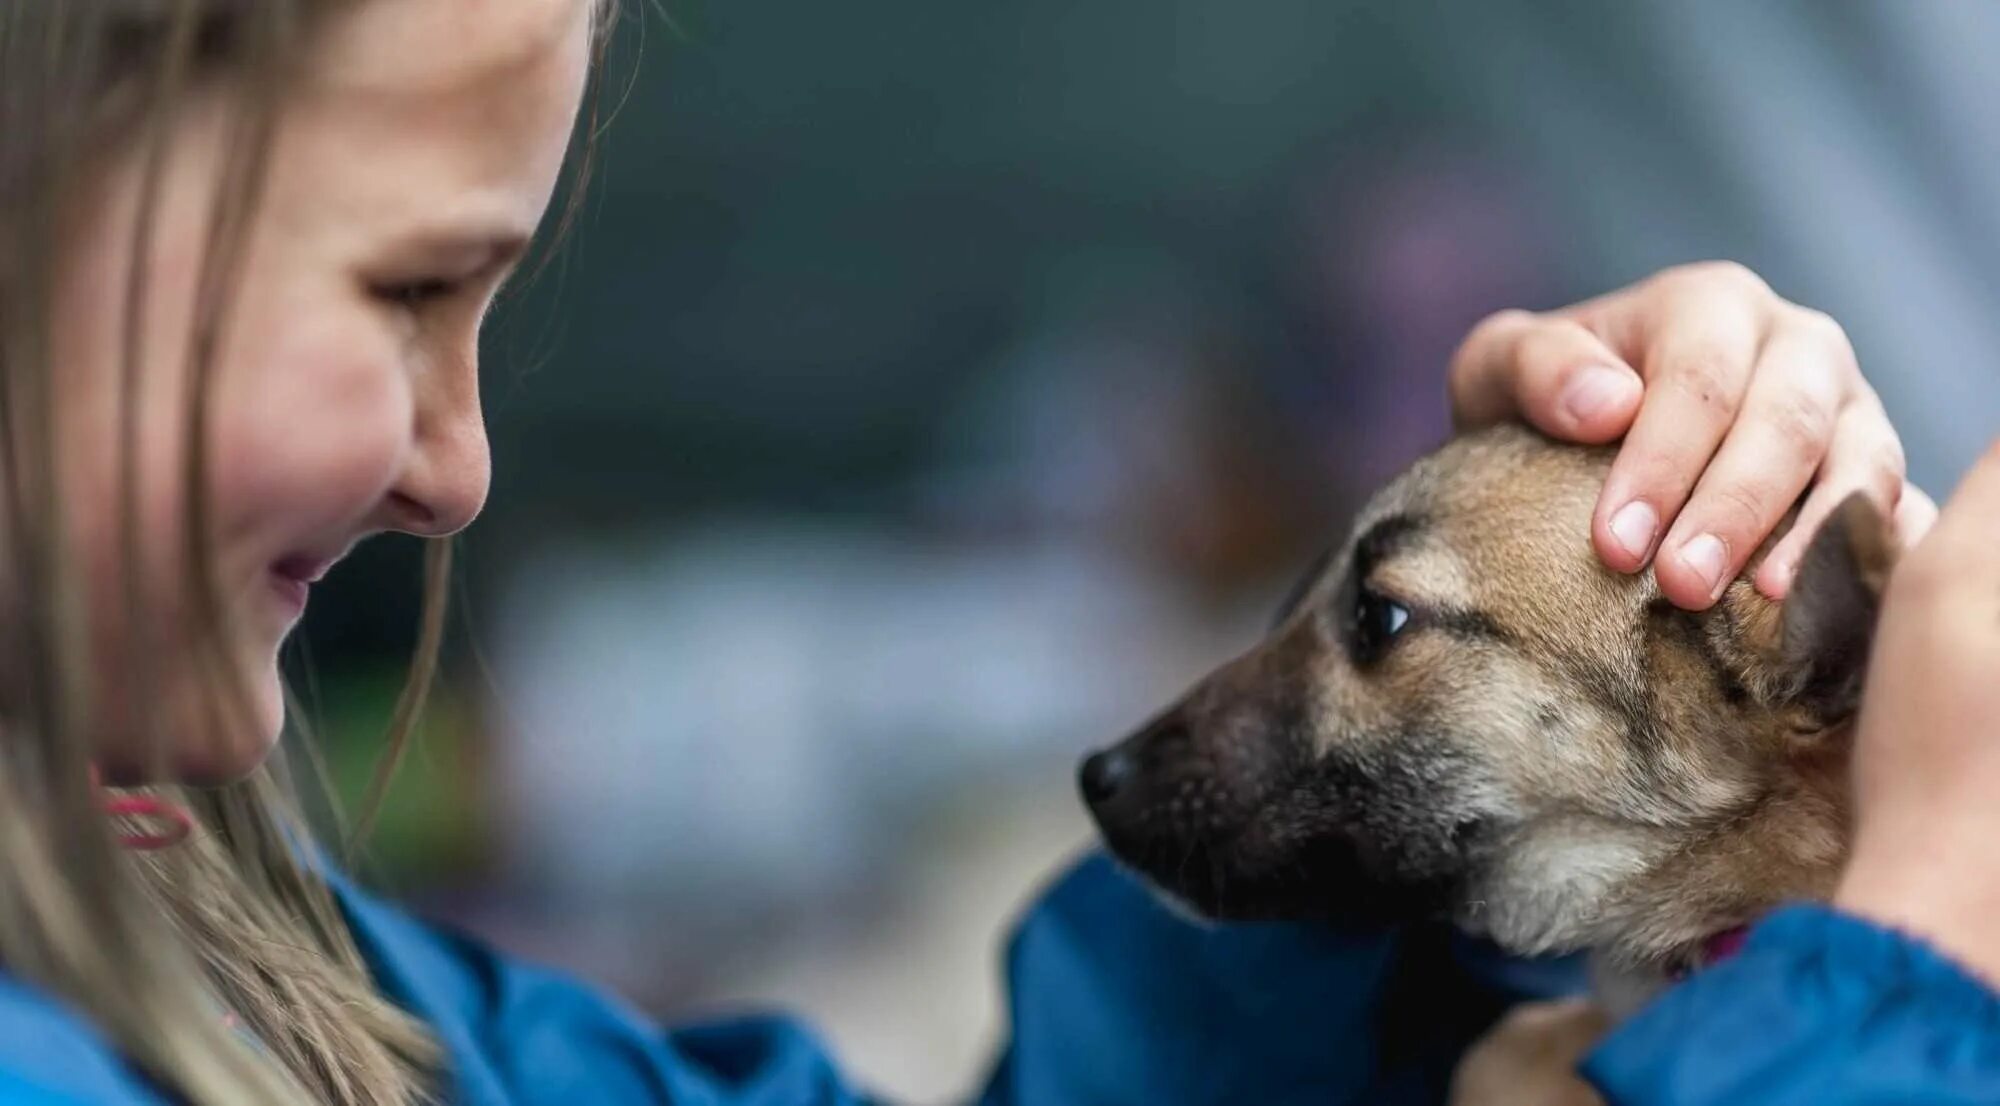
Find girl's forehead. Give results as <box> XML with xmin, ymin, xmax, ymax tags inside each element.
<box><xmin>305</xmin><ymin>0</ymin><xmax>593</xmax><ymax>98</ymax></box>
<box><xmin>265</xmin><ymin>0</ymin><xmax>593</xmax><ymax>243</ymax></box>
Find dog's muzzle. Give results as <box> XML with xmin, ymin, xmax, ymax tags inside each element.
<box><xmin>1078</xmin><ymin>745</ymin><xmax>1137</xmax><ymax>807</ymax></box>
<box><xmin>1080</xmin><ymin>698</ymin><xmax>1482</xmax><ymax>924</ymax></box>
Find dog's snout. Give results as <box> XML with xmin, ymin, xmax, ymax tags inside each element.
<box><xmin>1079</xmin><ymin>748</ymin><xmax>1136</xmax><ymax>805</ymax></box>
<box><xmin>1080</xmin><ymin>716</ymin><xmax>1192</xmax><ymax>809</ymax></box>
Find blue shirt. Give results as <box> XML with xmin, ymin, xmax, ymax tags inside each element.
<box><xmin>0</xmin><ymin>853</ymin><xmax>1994</xmax><ymax>1104</ymax></box>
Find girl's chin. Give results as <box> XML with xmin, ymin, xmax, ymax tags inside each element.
<box><xmin>182</xmin><ymin>667</ymin><xmax>288</xmax><ymax>783</ymax></box>
<box><xmin>94</xmin><ymin>666</ymin><xmax>286</xmax><ymax>785</ymax></box>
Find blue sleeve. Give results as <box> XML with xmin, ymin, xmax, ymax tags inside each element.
<box><xmin>978</xmin><ymin>853</ymin><xmax>1582</xmax><ymax>1106</ymax></box>
<box><xmin>0</xmin><ymin>979</ymin><xmax>171</xmax><ymax>1104</ymax></box>
<box><xmin>1585</xmin><ymin>905</ymin><xmax>2000</xmax><ymax>1105</ymax></box>
<box><xmin>340</xmin><ymin>854</ymin><xmax>1580</xmax><ymax>1106</ymax></box>
<box><xmin>338</xmin><ymin>875</ymin><xmax>880</xmax><ymax>1105</ymax></box>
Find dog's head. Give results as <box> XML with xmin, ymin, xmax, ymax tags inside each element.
<box><xmin>1081</xmin><ymin>425</ymin><xmax>1895</xmax><ymax>966</ymax></box>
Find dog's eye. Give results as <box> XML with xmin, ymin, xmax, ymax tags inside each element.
<box><xmin>1350</xmin><ymin>588</ymin><xmax>1412</xmax><ymax>662</ymax></box>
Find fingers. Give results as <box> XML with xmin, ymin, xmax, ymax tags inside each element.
<box><xmin>1659</xmin><ymin>319</ymin><xmax>1855</xmax><ymax>605</ymax></box>
<box><xmin>1749</xmin><ymin>392</ymin><xmax>1907</xmax><ymax>598</ymax></box>
<box><xmin>1760</xmin><ymin>406</ymin><xmax>1912</xmax><ymax>604</ymax></box>
<box><xmin>1590</xmin><ymin>278</ymin><xmax>1764</xmax><ymax>577</ymax></box>
<box><xmin>1449</xmin><ymin>261</ymin><xmax>1909</xmax><ymax>613</ymax></box>
<box><xmin>1891</xmin><ymin>482</ymin><xmax>1940</xmax><ymax>550</ymax></box>
<box><xmin>1448</xmin><ymin>310</ymin><xmax>1642</xmax><ymax>441</ymax></box>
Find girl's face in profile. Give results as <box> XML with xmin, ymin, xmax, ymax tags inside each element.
<box><xmin>50</xmin><ymin>0</ymin><xmax>592</xmax><ymax>781</ymax></box>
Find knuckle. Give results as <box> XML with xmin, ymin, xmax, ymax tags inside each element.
<box><xmin>1787</xmin><ymin>307</ymin><xmax>1863</xmax><ymax>380</ymax></box>
<box><xmin>1472</xmin><ymin>308</ymin><xmax>1537</xmax><ymax>345</ymax></box>
<box><xmin>1678</xmin><ymin>259</ymin><xmax>1771</xmax><ymax>298</ymax></box>
<box><xmin>1703</xmin><ymin>481</ymin><xmax>1773</xmax><ymax>534</ymax></box>
<box><xmin>1661</xmin><ymin>346</ymin><xmax>1740</xmax><ymax>416</ymax></box>
<box><xmin>1789</xmin><ymin>306</ymin><xmax>1853</xmax><ymax>354</ymax></box>
<box><xmin>1521</xmin><ymin>318</ymin><xmax>1597</xmax><ymax>366</ymax></box>
<box><xmin>1626</xmin><ymin>456</ymin><xmax>1688</xmax><ymax>501</ymax></box>
<box><xmin>1870</xmin><ymin>439</ymin><xmax>1908</xmax><ymax>493</ymax></box>
<box><xmin>1862</xmin><ymin>471</ymin><xmax>1904</xmax><ymax>519</ymax></box>
<box><xmin>1764</xmin><ymin>394</ymin><xmax>1836</xmax><ymax>462</ymax></box>
<box><xmin>1830</xmin><ymin>432</ymin><xmax>1907</xmax><ymax>506</ymax></box>
<box><xmin>1450</xmin><ymin>309</ymin><xmax>1536</xmax><ymax>377</ymax></box>
<box><xmin>1820</xmin><ymin>471</ymin><xmax>1900</xmax><ymax>530</ymax></box>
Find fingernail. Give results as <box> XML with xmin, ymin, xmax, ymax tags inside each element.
<box><xmin>1562</xmin><ymin>365</ymin><xmax>1637</xmax><ymax>424</ymax></box>
<box><xmin>1679</xmin><ymin>533</ymin><xmax>1729</xmax><ymax>598</ymax></box>
<box><xmin>1609</xmin><ymin>501</ymin><xmax>1658</xmax><ymax>560</ymax></box>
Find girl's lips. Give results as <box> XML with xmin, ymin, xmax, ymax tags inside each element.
<box><xmin>267</xmin><ymin>554</ymin><xmax>336</xmax><ymax>618</ymax></box>
<box><xmin>271</xmin><ymin>554</ymin><xmax>334</xmax><ymax>584</ymax></box>
<box><xmin>267</xmin><ymin>569</ymin><xmax>310</xmax><ymax>617</ymax></box>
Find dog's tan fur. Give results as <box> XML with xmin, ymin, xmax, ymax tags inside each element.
<box><xmin>1082</xmin><ymin>425</ymin><xmax>1896</xmax><ymax>1104</ymax></box>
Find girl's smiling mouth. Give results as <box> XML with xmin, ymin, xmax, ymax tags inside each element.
<box><xmin>267</xmin><ymin>552</ymin><xmax>337</xmax><ymax>617</ymax></box>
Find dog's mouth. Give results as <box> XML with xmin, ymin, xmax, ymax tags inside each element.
<box><xmin>1148</xmin><ymin>837</ymin><xmax>1457</xmax><ymax>925</ymax></box>
<box><xmin>1081</xmin><ymin>750</ymin><xmax>1481</xmax><ymax>925</ymax></box>
<box><xmin>1079</xmin><ymin>739</ymin><xmax>1302</xmax><ymax>918</ymax></box>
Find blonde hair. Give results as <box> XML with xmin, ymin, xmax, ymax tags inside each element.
<box><xmin>0</xmin><ymin>2</ymin><xmax>615</xmax><ymax>1102</ymax></box>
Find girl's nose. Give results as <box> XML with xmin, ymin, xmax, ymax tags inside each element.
<box><xmin>386</xmin><ymin>413</ymin><xmax>491</xmax><ymax>538</ymax></box>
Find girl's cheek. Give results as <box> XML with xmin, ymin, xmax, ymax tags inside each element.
<box><xmin>222</xmin><ymin>340</ymin><xmax>414</xmax><ymax>540</ymax></box>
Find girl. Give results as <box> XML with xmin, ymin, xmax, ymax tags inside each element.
<box><xmin>2</xmin><ymin>1</ymin><xmax>1998</xmax><ymax>1103</ymax></box>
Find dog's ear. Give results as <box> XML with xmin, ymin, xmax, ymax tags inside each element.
<box><xmin>1773</xmin><ymin>493</ymin><xmax>1897</xmax><ymax>727</ymax></box>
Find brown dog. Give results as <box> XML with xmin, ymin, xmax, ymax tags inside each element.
<box><xmin>1079</xmin><ymin>424</ymin><xmax>1895</xmax><ymax>1104</ymax></box>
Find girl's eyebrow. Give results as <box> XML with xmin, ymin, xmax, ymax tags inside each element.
<box><xmin>385</xmin><ymin>225</ymin><xmax>535</xmax><ymax>271</ymax></box>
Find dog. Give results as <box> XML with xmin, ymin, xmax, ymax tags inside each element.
<box><xmin>1078</xmin><ymin>424</ymin><xmax>1895</xmax><ymax>1105</ymax></box>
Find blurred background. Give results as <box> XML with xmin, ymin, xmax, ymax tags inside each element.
<box><xmin>289</xmin><ymin>1</ymin><xmax>2000</xmax><ymax>1101</ymax></box>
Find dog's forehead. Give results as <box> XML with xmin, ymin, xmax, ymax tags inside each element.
<box><xmin>1352</xmin><ymin>428</ymin><xmax>1627</xmax><ymax>618</ymax></box>
<box><xmin>1370</xmin><ymin>427</ymin><xmax>1606</xmax><ymax>529</ymax></box>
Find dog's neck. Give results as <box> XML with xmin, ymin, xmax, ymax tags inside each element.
<box><xmin>1585</xmin><ymin>924</ymin><xmax>1752</xmax><ymax>1019</ymax></box>
<box><xmin>1603</xmin><ymin>731</ymin><xmax>1851</xmax><ymax>982</ymax></box>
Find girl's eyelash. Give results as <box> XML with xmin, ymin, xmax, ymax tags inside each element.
<box><xmin>370</xmin><ymin>276</ymin><xmax>462</xmax><ymax>308</ymax></box>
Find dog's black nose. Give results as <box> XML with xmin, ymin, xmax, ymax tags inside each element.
<box><xmin>1079</xmin><ymin>749</ymin><xmax>1136</xmax><ymax>805</ymax></box>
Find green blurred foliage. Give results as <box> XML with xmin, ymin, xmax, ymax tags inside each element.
<box><xmin>302</xmin><ymin>665</ymin><xmax>486</xmax><ymax>886</ymax></box>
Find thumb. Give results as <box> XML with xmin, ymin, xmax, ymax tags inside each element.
<box><xmin>1448</xmin><ymin>311</ymin><xmax>1642</xmax><ymax>443</ymax></box>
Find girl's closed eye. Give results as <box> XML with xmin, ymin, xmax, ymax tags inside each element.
<box><xmin>366</xmin><ymin>232</ymin><xmax>529</xmax><ymax>314</ymax></box>
<box><xmin>371</xmin><ymin>275</ymin><xmax>465</xmax><ymax>309</ymax></box>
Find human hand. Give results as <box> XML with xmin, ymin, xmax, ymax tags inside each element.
<box><xmin>1448</xmin><ymin>261</ymin><xmax>1928</xmax><ymax>609</ymax></box>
